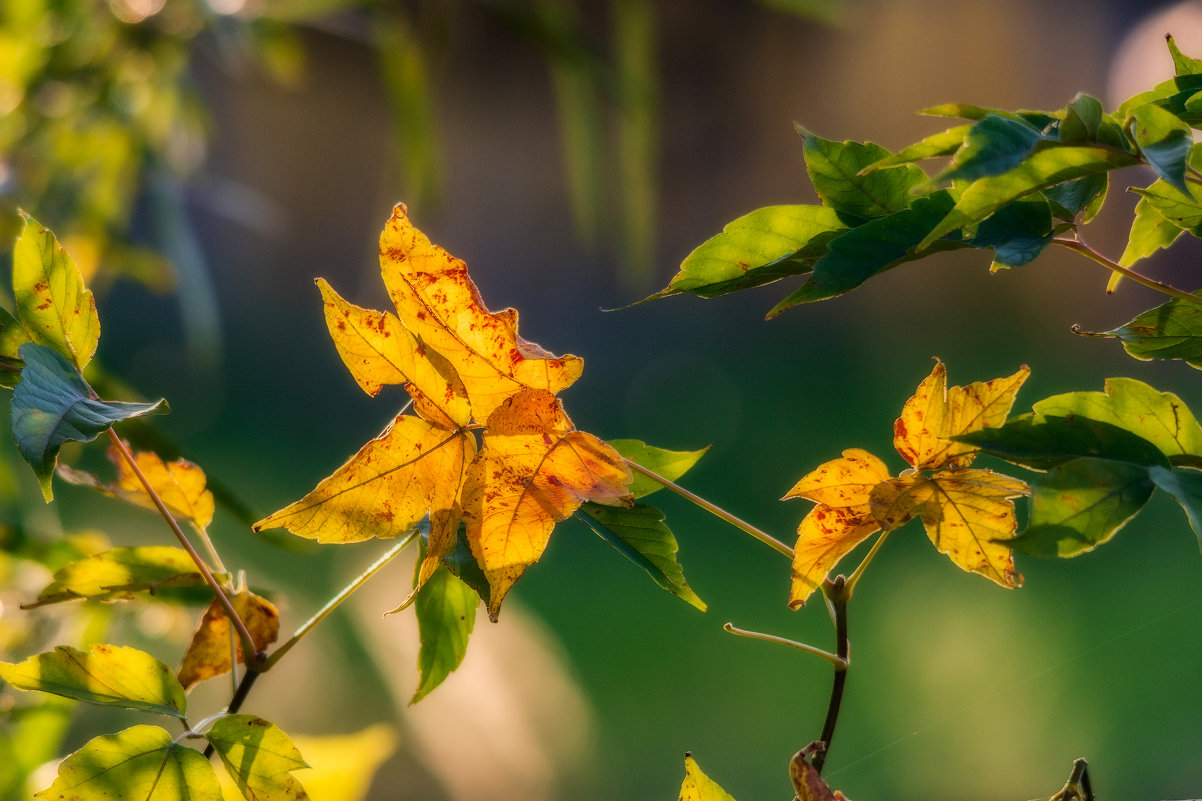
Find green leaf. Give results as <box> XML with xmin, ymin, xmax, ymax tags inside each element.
<box><xmin>679</xmin><ymin>754</ymin><xmax>738</xmax><ymax>801</ymax></box>
<box><xmin>1117</xmin><ymin>73</ymin><xmax>1202</xmax><ymax>123</ymax></box>
<box><xmin>0</xmin><ymin>644</ymin><xmax>187</xmax><ymax>718</ymax></box>
<box><xmin>938</xmin><ymin>115</ymin><xmax>1050</xmax><ymax>183</ymax></box>
<box><xmin>578</xmin><ymin>502</ymin><xmax>706</xmax><ymax>612</ymax></box>
<box><xmin>654</xmin><ymin>206</ymin><xmax>847</xmax><ymax>299</ymax></box>
<box><xmin>919</xmin><ymin>104</ymin><xmax>1056</xmax><ymax>129</ymax></box>
<box><xmin>412</xmin><ymin>560</ymin><xmax>477</xmax><ymax>703</ymax></box>
<box><xmin>767</xmin><ymin>190</ymin><xmax>962</xmax><ymax>314</ymax></box>
<box><xmin>206</xmin><ymin>715</ymin><xmax>310</xmax><ymax>801</ymax></box>
<box><xmin>917</xmin><ymin>146</ymin><xmax>1140</xmax><ymax>250</ymax></box>
<box><xmin>798</xmin><ymin>127</ymin><xmax>926</xmax><ymax>220</ymax></box>
<box><xmin>859</xmin><ymin>126</ymin><xmax>969</xmax><ymax>172</ymax></box>
<box><xmin>1148</xmin><ymin>465</ymin><xmax>1202</xmax><ymax>547</ymax></box>
<box><xmin>956</xmin><ymin>413</ymin><xmax>1171</xmax><ymax>470</ymax></box>
<box><xmin>1032</xmin><ymin>378</ymin><xmax>1202</xmax><ymax>466</ymax></box>
<box><xmin>11</xmin><ymin>343</ymin><xmax>168</xmax><ymax>501</ymax></box>
<box><xmin>1082</xmin><ymin>293</ymin><xmax>1202</xmax><ymax>368</ymax></box>
<box><xmin>11</xmin><ymin>212</ymin><xmax>100</xmax><ymax>371</ymax></box>
<box><xmin>1131</xmin><ymin>174</ymin><xmax>1202</xmax><ymax>233</ymax></box>
<box><xmin>1119</xmin><ymin>196</ymin><xmax>1185</xmax><ymax>267</ymax></box>
<box><xmin>605</xmin><ymin>439</ymin><xmax>707</xmax><ymax>499</ymax></box>
<box><xmin>1058</xmin><ymin>93</ymin><xmax>1103</xmax><ymax>144</ymax></box>
<box><xmin>1130</xmin><ymin>103</ymin><xmax>1194</xmax><ymax>197</ymax></box>
<box><xmin>23</xmin><ymin>546</ymin><xmax>207</xmax><ymax>608</ymax></box>
<box><xmin>438</xmin><ymin>522</ymin><xmax>490</xmax><ymax>609</ymax></box>
<box><xmin>970</xmin><ymin>196</ymin><xmax>1054</xmax><ymax>267</ymax></box>
<box><xmin>35</xmin><ymin>725</ymin><xmax>222</xmax><ymax>801</ymax></box>
<box><xmin>1042</xmin><ymin>173</ymin><xmax>1108</xmax><ymax>222</ymax></box>
<box><xmin>1012</xmin><ymin>458</ymin><xmax>1154</xmax><ymax>557</ymax></box>
<box><xmin>1167</xmin><ymin>34</ymin><xmax>1202</xmax><ymax>77</ymax></box>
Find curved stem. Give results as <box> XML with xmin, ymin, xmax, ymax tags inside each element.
<box><xmin>811</xmin><ymin>576</ymin><xmax>850</xmax><ymax>776</ymax></box>
<box><xmin>105</xmin><ymin>429</ymin><xmax>259</xmax><ymax>667</ymax></box>
<box><xmin>843</xmin><ymin>530</ymin><xmax>889</xmax><ymax>597</ymax></box>
<box><xmin>723</xmin><ymin>622</ymin><xmax>848</xmax><ymax>669</ymax></box>
<box><xmin>1053</xmin><ymin>237</ymin><xmax>1202</xmax><ymax>308</ymax></box>
<box><xmin>624</xmin><ymin>460</ymin><xmax>793</xmax><ymax>558</ymax></box>
<box><xmin>262</xmin><ymin>530</ymin><xmax>418</xmax><ymax>670</ymax></box>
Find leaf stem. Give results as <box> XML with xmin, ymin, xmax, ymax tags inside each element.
<box><xmin>261</xmin><ymin>530</ymin><xmax>419</xmax><ymax>670</ymax></box>
<box><xmin>623</xmin><ymin>459</ymin><xmax>793</xmax><ymax>558</ymax></box>
<box><xmin>1052</xmin><ymin>237</ymin><xmax>1202</xmax><ymax>308</ymax></box>
<box><xmin>105</xmin><ymin>429</ymin><xmax>259</xmax><ymax>667</ymax></box>
<box><xmin>722</xmin><ymin>622</ymin><xmax>848</xmax><ymax>669</ymax></box>
<box><xmin>811</xmin><ymin>576</ymin><xmax>850</xmax><ymax>775</ymax></box>
<box><xmin>843</xmin><ymin>530</ymin><xmax>890</xmax><ymax>597</ymax></box>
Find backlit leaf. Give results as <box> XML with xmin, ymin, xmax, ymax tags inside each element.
<box><xmin>253</xmin><ymin>415</ymin><xmax>475</xmax><ymax>545</ymax></box>
<box><xmin>970</xmin><ymin>196</ymin><xmax>1054</xmax><ymax>267</ymax></box>
<box><xmin>938</xmin><ymin>114</ymin><xmax>1050</xmax><ymax>183</ymax></box>
<box><xmin>1087</xmin><ymin>292</ymin><xmax>1202</xmax><ymax>368</ymax></box>
<box><xmin>463</xmin><ymin>389</ymin><xmax>632</xmax><ymax>618</ymax></box>
<box><xmin>379</xmin><ymin>204</ymin><xmax>583</xmax><ymax>422</ymax></box>
<box><xmin>1168</xmin><ymin>34</ymin><xmax>1202</xmax><ymax>76</ymax></box>
<box><xmin>1012</xmin><ymin>458</ymin><xmax>1153</xmax><ymax>557</ymax></box>
<box><xmin>653</xmin><ymin>205</ymin><xmax>847</xmax><ymax>299</ymax></box>
<box><xmin>1042</xmin><ymin>173</ymin><xmax>1108</xmax><ymax>222</ymax></box>
<box><xmin>784</xmin><ymin>448</ymin><xmax>890</xmax><ymax>508</ymax></box>
<box><xmin>206</xmin><ymin>715</ymin><xmax>309</xmax><ymax>801</ymax></box>
<box><xmin>607</xmin><ymin>439</ymin><xmax>708</xmax><ymax>499</ymax></box>
<box><xmin>1058</xmin><ymin>93</ymin><xmax>1103</xmax><ymax>144</ymax></box>
<box><xmin>870</xmin><ymin>470</ymin><xmax>1027</xmax><ymax>587</ymax></box>
<box><xmin>920</xmin><ymin>104</ymin><xmax>1055</xmax><ymax>128</ymax></box>
<box><xmin>12</xmin><ymin>343</ymin><xmax>168</xmax><ymax>501</ymax></box>
<box><xmin>1148</xmin><ymin>465</ymin><xmax>1202</xmax><ymax>547</ymax></box>
<box><xmin>917</xmin><ymin>146</ymin><xmax>1139</xmax><ymax>250</ymax></box>
<box><xmin>578</xmin><ymin>502</ymin><xmax>706</xmax><ymax>611</ymax></box>
<box><xmin>1032</xmin><ymin>378</ymin><xmax>1202</xmax><ymax>465</ymax></box>
<box><xmin>678</xmin><ymin>754</ymin><xmax>737</xmax><ymax>801</ymax></box>
<box><xmin>11</xmin><ymin>212</ymin><xmax>100</xmax><ymax>371</ymax></box>
<box><xmin>799</xmin><ymin>127</ymin><xmax>926</xmax><ymax>220</ymax></box>
<box><xmin>956</xmin><ymin>414</ymin><xmax>1170</xmax><ymax>471</ymax></box>
<box><xmin>282</xmin><ymin>725</ymin><xmax>396</xmax><ymax>801</ymax></box>
<box><xmin>177</xmin><ymin>592</ymin><xmax>279</xmax><ymax>691</ymax></box>
<box><xmin>1131</xmin><ymin>169</ymin><xmax>1202</xmax><ymax>233</ymax></box>
<box><xmin>1116</xmin><ymin>72</ymin><xmax>1202</xmax><ymax>123</ymax></box>
<box><xmin>893</xmin><ymin>361</ymin><xmax>1029</xmax><ymax>471</ymax></box>
<box><xmin>0</xmin><ymin>644</ymin><xmax>186</xmax><ymax>718</ymax></box>
<box><xmin>767</xmin><ymin>191</ymin><xmax>962</xmax><ymax>314</ymax></box>
<box><xmin>1119</xmin><ymin>196</ymin><xmax>1184</xmax><ymax>267</ymax></box>
<box><xmin>1130</xmin><ymin>102</ymin><xmax>1194</xmax><ymax>197</ymax></box>
<box><xmin>411</xmin><ymin>559</ymin><xmax>477</xmax><ymax>703</ymax></box>
<box><xmin>859</xmin><ymin>126</ymin><xmax>969</xmax><ymax>172</ymax></box>
<box><xmin>23</xmin><ymin>546</ymin><xmax>205</xmax><ymax>608</ymax></box>
<box><xmin>35</xmin><ymin>725</ymin><xmax>221</xmax><ymax>801</ymax></box>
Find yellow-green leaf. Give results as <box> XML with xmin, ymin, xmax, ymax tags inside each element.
<box><xmin>12</xmin><ymin>212</ymin><xmax>100</xmax><ymax>370</ymax></box>
<box><xmin>35</xmin><ymin>725</ymin><xmax>221</xmax><ymax>801</ymax></box>
<box><xmin>207</xmin><ymin>715</ymin><xmax>309</xmax><ymax>801</ymax></box>
<box><xmin>606</xmin><ymin>439</ymin><xmax>708</xmax><ymax>499</ymax></box>
<box><xmin>412</xmin><ymin>559</ymin><xmax>477</xmax><ymax>703</ymax></box>
<box><xmin>679</xmin><ymin>754</ymin><xmax>737</xmax><ymax>801</ymax></box>
<box><xmin>0</xmin><ymin>644</ymin><xmax>187</xmax><ymax>718</ymax></box>
<box><xmin>23</xmin><ymin>546</ymin><xmax>205</xmax><ymax>608</ymax></box>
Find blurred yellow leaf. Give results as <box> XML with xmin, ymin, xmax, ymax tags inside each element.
<box><xmin>177</xmin><ymin>591</ymin><xmax>279</xmax><ymax>691</ymax></box>
<box><xmin>679</xmin><ymin>754</ymin><xmax>738</xmax><ymax>801</ymax></box>
<box><xmin>893</xmin><ymin>360</ymin><xmax>1029</xmax><ymax>470</ymax></box>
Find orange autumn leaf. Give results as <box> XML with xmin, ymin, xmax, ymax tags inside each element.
<box><xmin>893</xmin><ymin>360</ymin><xmax>1029</xmax><ymax>470</ymax></box>
<box><xmin>253</xmin><ymin>415</ymin><xmax>476</xmax><ymax>545</ymax></box>
<box><xmin>463</xmin><ymin>389</ymin><xmax>633</xmax><ymax>619</ymax></box>
<box><xmin>257</xmin><ymin>206</ymin><xmax>633</xmax><ymax>617</ymax></box>
<box><xmin>379</xmin><ymin>204</ymin><xmax>583</xmax><ymax>422</ymax></box>
<box><xmin>177</xmin><ymin>591</ymin><xmax>279</xmax><ymax>691</ymax></box>
<box><xmin>784</xmin><ymin>449</ymin><xmax>891</xmax><ymax>607</ymax></box>
<box><xmin>870</xmin><ymin>470</ymin><xmax>1028</xmax><ymax>588</ymax></box>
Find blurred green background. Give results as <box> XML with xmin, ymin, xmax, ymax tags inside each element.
<box><xmin>4</xmin><ymin>1</ymin><xmax>1202</xmax><ymax>799</ymax></box>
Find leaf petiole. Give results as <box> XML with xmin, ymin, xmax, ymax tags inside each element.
<box><xmin>723</xmin><ymin>622</ymin><xmax>848</xmax><ymax>669</ymax></box>
<box><xmin>1053</xmin><ymin>236</ymin><xmax>1202</xmax><ymax>309</ymax></box>
<box><xmin>623</xmin><ymin>459</ymin><xmax>793</xmax><ymax>558</ymax></box>
<box><xmin>843</xmin><ymin>530</ymin><xmax>890</xmax><ymax>598</ymax></box>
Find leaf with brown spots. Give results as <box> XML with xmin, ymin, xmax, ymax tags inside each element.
<box><xmin>894</xmin><ymin>360</ymin><xmax>1029</xmax><ymax>470</ymax></box>
<box><xmin>871</xmin><ymin>470</ymin><xmax>1028</xmax><ymax>587</ymax></box>
<box><xmin>177</xmin><ymin>591</ymin><xmax>279</xmax><ymax>691</ymax></box>
<box><xmin>463</xmin><ymin>389</ymin><xmax>632</xmax><ymax>618</ymax></box>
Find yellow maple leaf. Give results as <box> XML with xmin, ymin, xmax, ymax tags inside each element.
<box><xmin>893</xmin><ymin>360</ymin><xmax>1029</xmax><ymax>471</ymax></box>
<box><xmin>257</xmin><ymin>206</ymin><xmax>632</xmax><ymax>617</ymax></box>
<box><xmin>177</xmin><ymin>590</ymin><xmax>279</xmax><ymax>691</ymax></box>
<box><xmin>463</xmin><ymin>388</ymin><xmax>632</xmax><ymax>619</ymax></box>
<box><xmin>871</xmin><ymin>470</ymin><xmax>1027</xmax><ymax>588</ymax></box>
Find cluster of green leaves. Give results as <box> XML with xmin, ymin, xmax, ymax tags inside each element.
<box><xmin>654</xmin><ymin>35</ymin><xmax>1202</xmax><ymax>359</ymax></box>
